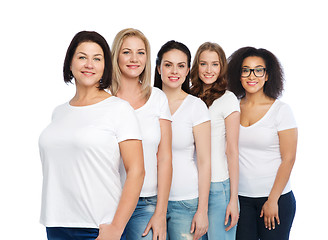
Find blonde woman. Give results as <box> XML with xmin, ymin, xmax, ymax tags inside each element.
<box><xmin>190</xmin><ymin>42</ymin><xmax>240</xmax><ymax>240</ymax></box>
<box><xmin>111</xmin><ymin>28</ymin><xmax>172</xmax><ymax>240</ymax></box>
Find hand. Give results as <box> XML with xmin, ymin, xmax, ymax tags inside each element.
<box><xmin>225</xmin><ymin>199</ymin><xmax>239</xmax><ymax>231</ymax></box>
<box><xmin>96</xmin><ymin>223</ymin><xmax>122</xmax><ymax>240</ymax></box>
<box><xmin>190</xmin><ymin>210</ymin><xmax>208</xmax><ymax>240</ymax></box>
<box><xmin>260</xmin><ymin>199</ymin><xmax>280</xmax><ymax>230</ymax></box>
<box><xmin>142</xmin><ymin>212</ymin><xmax>166</xmax><ymax>240</ymax></box>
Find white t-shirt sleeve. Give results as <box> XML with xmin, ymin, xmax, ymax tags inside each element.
<box><xmin>157</xmin><ymin>88</ymin><xmax>172</xmax><ymax>121</ymax></box>
<box><xmin>275</xmin><ymin>102</ymin><xmax>297</xmax><ymax>131</ymax></box>
<box><xmin>192</xmin><ymin>98</ymin><xmax>210</xmax><ymax>126</ymax></box>
<box><xmin>221</xmin><ymin>91</ymin><xmax>240</xmax><ymax>119</ymax></box>
<box><xmin>115</xmin><ymin>101</ymin><xmax>142</xmax><ymax>143</ymax></box>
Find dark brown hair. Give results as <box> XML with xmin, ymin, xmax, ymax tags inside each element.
<box><xmin>154</xmin><ymin>40</ymin><xmax>191</xmax><ymax>93</ymax></box>
<box><xmin>63</xmin><ymin>31</ymin><xmax>112</xmax><ymax>90</ymax></box>
<box><xmin>190</xmin><ymin>42</ymin><xmax>227</xmax><ymax>107</ymax></box>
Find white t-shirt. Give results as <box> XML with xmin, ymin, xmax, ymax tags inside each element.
<box><xmin>169</xmin><ymin>95</ymin><xmax>210</xmax><ymax>201</ymax></box>
<box><xmin>120</xmin><ymin>87</ymin><xmax>172</xmax><ymax>197</ymax></box>
<box><xmin>209</xmin><ymin>90</ymin><xmax>240</xmax><ymax>182</ymax></box>
<box><xmin>238</xmin><ymin>100</ymin><xmax>297</xmax><ymax>197</ymax></box>
<box><xmin>39</xmin><ymin>96</ymin><xmax>141</xmax><ymax>228</ymax></box>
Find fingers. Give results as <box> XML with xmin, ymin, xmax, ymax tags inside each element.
<box><xmin>190</xmin><ymin>220</ymin><xmax>195</xmax><ymax>234</ymax></box>
<box><xmin>142</xmin><ymin>223</ymin><xmax>151</xmax><ymax>237</ymax></box>
<box><xmin>263</xmin><ymin>215</ymin><xmax>280</xmax><ymax>230</ymax></box>
<box><xmin>193</xmin><ymin>227</ymin><xmax>207</xmax><ymax>240</ymax></box>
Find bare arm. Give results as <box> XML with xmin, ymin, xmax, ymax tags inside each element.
<box><xmin>191</xmin><ymin>121</ymin><xmax>211</xmax><ymax>240</ymax></box>
<box><xmin>143</xmin><ymin>119</ymin><xmax>172</xmax><ymax>240</ymax></box>
<box><xmin>224</xmin><ymin>111</ymin><xmax>240</xmax><ymax>231</ymax></box>
<box><xmin>97</xmin><ymin>139</ymin><xmax>145</xmax><ymax>240</ymax></box>
<box><xmin>260</xmin><ymin>128</ymin><xmax>298</xmax><ymax>230</ymax></box>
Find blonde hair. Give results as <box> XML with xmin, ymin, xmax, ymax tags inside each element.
<box><xmin>111</xmin><ymin>28</ymin><xmax>152</xmax><ymax>99</ymax></box>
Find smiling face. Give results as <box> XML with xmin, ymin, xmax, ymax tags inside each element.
<box><xmin>198</xmin><ymin>50</ymin><xmax>221</xmax><ymax>87</ymax></box>
<box><xmin>70</xmin><ymin>41</ymin><xmax>105</xmax><ymax>88</ymax></box>
<box><xmin>240</xmin><ymin>56</ymin><xmax>268</xmax><ymax>96</ymax></box>
<box><xmin>118</xmin><ymin>36</ymin><xmax>147</xmax><ymax>81</ymax></box>
<box><xmin>158</xmin><ymin>49</ymin><xmax>189</xmax><ymax>90</ymax></box>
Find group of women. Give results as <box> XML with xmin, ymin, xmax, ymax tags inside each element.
<box><xmin>39</xmin><ymin>28</ymin><xmax>297</xmax><ymax>240</ymax></box>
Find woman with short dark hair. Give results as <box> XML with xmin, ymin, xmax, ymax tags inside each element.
<box><xmin>39</xmin><ymin>31</ymin><xmax>145</xmax><ymax>240</ymax></box>
<box><xmin>228</xmin><ymin>47</ymin><xmax>297</xmax><ymax>240</ymax></box>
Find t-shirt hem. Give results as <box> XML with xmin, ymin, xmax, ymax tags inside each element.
<box><xmin>168</xmin><ymin>193</ymin><xmax>199</xmax><ymax>201</ymax></box>
<box><xmin>40</xmin><ymin>220</ymin><xmax>100</xmax><ymax>228</ymax></box>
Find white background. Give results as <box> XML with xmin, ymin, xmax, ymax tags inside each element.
<box><xmin>1</xmin><ymin>0</ymin><xmax>327</xmax><ymax>239</ymax></box>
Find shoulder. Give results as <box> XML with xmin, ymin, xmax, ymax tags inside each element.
<box><xmin>211</xmin><ymin>90</ymin><xmax>240</xmax><ymax>112</ymax></box>
<box><xmin>151</xmin><ymin>87</ymin><xmax>167</xmax><ymax>99</ymax></box>
<box><xmin>188</xmin><ymin>95</ymin><xmax>208</xmax><ymax>109</ymax></box>
<box><xmin>273</xmin><ymin>100</ymin><xmax>293</xmax><ymax>114</ymax></box>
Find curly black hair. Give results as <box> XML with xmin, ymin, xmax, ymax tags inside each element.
<box><xmin>227</xmin><ymin>47</ymin><xmax>284</xmax><ymax>99</ymax></box>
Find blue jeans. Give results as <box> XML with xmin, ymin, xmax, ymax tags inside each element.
<box><xmin>166</xmin><ymin>198</ymin><xmax>206</xmax><ymax>240</ymax></box>
<box><xmin>123</xmin><ymin>196</ymin><xmax>157</xmax><ymax>240</ymax></box>
<box><xmin>46</xmin><ymin>227</ymin><xmax>99</xmax><ymax>240</ymax></box>
<box><xmin>236</xmin><ymin>191</ymin><xmax>296</xmax><ymax>240</ymax></box>
<box><xmin>204</xmin><ymin>179</ymin><xmax>237</xmax><ymax>240</ymax></box>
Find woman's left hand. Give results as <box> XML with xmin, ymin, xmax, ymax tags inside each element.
<box><xmin>96</xmin><ymin>224</ymin><xmax>122</xmax><ymax>240</ymax></box>
<box><xmin>225</xmin><ymin>199</ymin><xmax>239</xmax><ymax>231</ymax></box>
<box><xmin>190</xmin><ymin>210</ymin><xmax>208</xmax><ymax>240</ymax></box>
<box><xmin>142</xmin><ymin>212</ymin><xmax>167</xmax><ymax>240</ymax></box>
<box><xmin>260</xmin><ymin>199</ymin><xmax>280</xmax><ymax>230</ymax></box>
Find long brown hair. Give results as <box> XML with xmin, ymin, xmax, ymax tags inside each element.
<box><xmin>190</xmin><ymin>42</ymin><xmax>227</xmax><ymax>107</ymax></box>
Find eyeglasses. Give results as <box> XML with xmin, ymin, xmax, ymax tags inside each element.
<box><xmin>241</xmin><ymin>67</ymin><xmax>266</xmax><ymax>77</ymax></box>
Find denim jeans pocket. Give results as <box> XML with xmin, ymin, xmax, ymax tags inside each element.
<box><xmin>178</xmin><ymin>198</ymin><xmax>199</xmax><ymax>211</ymax></box>
<box><xmin>144</xmin><ymin>195</ymin><xmax>157</xmax><ymax>206</ymax></box>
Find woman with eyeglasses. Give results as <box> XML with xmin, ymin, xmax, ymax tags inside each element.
<box><xmin>228</xmin><ymin>47</ymin><xmax>297</xmax><ymax>240</ymax></box>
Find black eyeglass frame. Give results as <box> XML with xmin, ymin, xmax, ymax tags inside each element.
<box><xmin>241</xmin><ymin>67</ymin><xmax>266</xmax><ymax>78</ymax></box>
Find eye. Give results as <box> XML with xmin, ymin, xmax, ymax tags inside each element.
<box><xmin>78</xmin><ymin>56</ymin><xmax>86</xmax><ymax>60</ymax></box>
<box><xmin>242</xmin><ymin>68</ymin><xmax>250</xmax><ymax>73</ymax></box>
<box><xmin>178</xmin><ymin>64</ymin><xmax>185</xmax><ymax>68</ymax></box>
<box><xmin>200</xmin><ymin>62</ymin><xmax>206</xmax><ymax>66</ymax></box>
<box><xmin>213</xmin><ymin>63</ymin><xmax>219</xmax><ymax>67</ymax></box>
<box><xmin>122</xmin><ymin>51</ymin><xmax>130</xmax><ymax>55</ymax></box>
<box><xmin>255</xmin><ymin>68</ymin><xmax>264</xmax><ymax>73</ymax></box>
<box><xmin>94</xmin><ymin>58</ymin><xmax>101</xmax><ymax>61</ymax></box>
<box><xmin>138</xmin><ymin>51</ymin><xmax>145</xmax><ymax>55</ymax></box>
<box><xmin>164</xmin><ymin>63</ymin><xmax>172</xmax><ymax>67</ymax></box>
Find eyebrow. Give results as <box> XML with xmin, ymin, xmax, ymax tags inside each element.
<box><xmin>199</xmin><ymin>60</ymin><xmax>220</xmax><ymax>63</ymax></box>
<box><xmin>163</xmin><ymin>60</ymin><xmax>186</xmax><ymax>64</ymax></box>
<box><xmin>122</xmin><ymin>48</ymin><xmax>146</xmax><ymax>51</ymax></box>
<box><xmin>242</xmin><ymin>65</ymin><xmax>265</xmax><ymax>68</ymax></box>
<box><xmin>76</xmin><ymin>52</ymin><xmax>103</xmax><ymax>57</ymax></box>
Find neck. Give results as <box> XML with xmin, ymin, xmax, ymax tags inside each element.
<box><xmin>243</xmin><ymin>90</ymin><xmax>272</xmax><ymax>105</ymax></box>
<box><xmin>71</xmin><ymin>85</ymin><xmax>108</xmax><ymax>106</ymax></box>
<box><xmin>162</xmin><ymin>85</ymin><xmax>186</xmax><ymax>101</ymax></box>
<box><xmin>202</xmin><ymin>83</ymin><xmax>212</xmax><ymax>93</ymax></box>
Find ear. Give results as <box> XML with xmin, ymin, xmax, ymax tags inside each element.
<box><xmin>157</xmin><ymin>65</ymin><xmax>161</xmax><ymax>75</ymax></box>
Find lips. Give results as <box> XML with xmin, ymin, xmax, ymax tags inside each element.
<box><xmin>82</xmin><ymin>71</ymin><xmax>95</xmax><ymax>76</ymax></box>
<box><xmin>127</xmin><ymin>65</ymin><xmax>139</xmax><ymax>69</ymax></box>
<box><xmin>203</xmin><ymin>74</ymin><xmax>214</xmax><ymax>79</ymax></box>
<box><xmin>168</xmin><ymin>76</ymin><xmax>180</xmax><ymax>82</ymax></box>
<box><xmin>247</xmin><ymin>81</ymin><xmax>257</xmax><ymax>86</ymax></box>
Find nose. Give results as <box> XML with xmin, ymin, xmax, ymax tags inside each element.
<box><xmin>206</xmin><ymin>64</ymin><xmax>211</xmax><ymax>73</ymax></box>
<box><xmin>130</xmin><ymin>52</ymin><xmax>138</xmax><ymax>62</ymax></box>
<box><xmin>84</xmin><ymin>59</ymin><xmax>94</xmax><ymax>69</ymax></box>
<box><xmin>172</xmin><ymin>65</ymin><xmax>178</xmax><ymax>74</ymax></box>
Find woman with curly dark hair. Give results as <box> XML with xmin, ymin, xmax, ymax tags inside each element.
<box><xmin>228</xmin><ymin>47</ymin><xmax>297</xmax><ymax>240</ymax></box>
<box><xmin>190</xmin><ymin>42</ymin><xmax>240</xmax><ymax>240</ymax></box>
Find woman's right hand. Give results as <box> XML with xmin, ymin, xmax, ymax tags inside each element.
<box><xmin>96</xmin><ymin>223</ymin><xmax>122</xmax><ymax>240</ymax></box>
